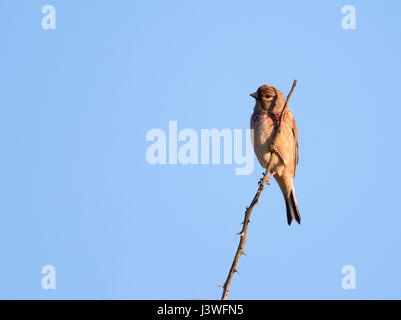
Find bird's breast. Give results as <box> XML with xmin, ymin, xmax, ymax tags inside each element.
<box><xmin>251</xmin><ymin>112</ymin><xmax>275</xmax><ymax>143</ymax></box>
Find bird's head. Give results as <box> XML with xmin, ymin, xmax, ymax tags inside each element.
<box><xmin>250</xmin><ymin>85</ymin><xmax>285</xmax><ymax>113</ymax></box>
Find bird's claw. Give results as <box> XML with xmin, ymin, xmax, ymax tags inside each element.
<box><xmin>258</xmin><ymin>177</ymin><xmax>270</xmax><ymax>186</ymax></box>
<box><xmin>260</xmin><ymin>172</ymin><xmax>275</xmax><ymax>186</ymax></box>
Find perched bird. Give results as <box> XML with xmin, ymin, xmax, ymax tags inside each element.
<box><xmin>250</xmin><ymin>84</ymin><xmax>300</xmax><ymax>225</ymax></box>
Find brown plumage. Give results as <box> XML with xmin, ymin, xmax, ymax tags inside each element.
<box><xmin>250</xmin><ymin>84</ymin><xmax>300</xmax><ymax>225</ymax></box>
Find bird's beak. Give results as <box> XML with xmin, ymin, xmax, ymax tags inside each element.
<box><xmin>250</xmin><ymin>92</ymin><xmax>258</xmax><ymax>99</ymax></box>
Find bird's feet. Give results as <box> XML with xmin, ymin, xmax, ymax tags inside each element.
<box><xmin>266</xmin><ymin>172</ymin><xmax>275</xmax><ymax>185</ymax></box>
<box><xmin>258</xmin><ymin>172</ymin><xmax>275</xmax><ymax>186</ymax></box>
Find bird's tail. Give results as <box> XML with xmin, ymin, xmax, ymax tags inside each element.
<box><xmin>285</xmin><ymin>189</ymin><xmax>301</xmax><ymax>225</ymax></box>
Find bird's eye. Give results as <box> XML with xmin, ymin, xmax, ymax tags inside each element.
<box><xmin>265</xmin><ymin>95</ymin><xmax>271</xmax><ymax>99</ymax></box>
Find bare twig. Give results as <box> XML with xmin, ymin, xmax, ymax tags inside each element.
<box><xmin>220</xmin><ymin>79</ymin><xmax>297</xmax><ymax>300</ymax></box>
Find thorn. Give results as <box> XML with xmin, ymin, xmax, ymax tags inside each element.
<box><xmin>236</xmin><ymin>231</ymin><xmax>244</xmax><ymax>237</ymax></box>
<box><xmin>218</xmin><ymin>284</ymin><xmax>224</xmax><ymax>288</ymax></box>
<box><xmin>234</xmin><ymin>268</ymin><xmax>239</xmax><ymax>274</ymax></box>
<box><xmin>242</xmin><ymin>251</ymin><xmax>248</xmax><ymax>257</ymax></box>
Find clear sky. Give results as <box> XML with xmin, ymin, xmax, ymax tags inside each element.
<box><xmin>1</xmin><ymin>0</ymin><xmax>401</xmax><ymax>299</ymax></box>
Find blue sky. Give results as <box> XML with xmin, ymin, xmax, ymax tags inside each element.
<box><xmin>1</xmin><ymin>0</ymin><xmax>401</xmax><ymax>299</ymax></box>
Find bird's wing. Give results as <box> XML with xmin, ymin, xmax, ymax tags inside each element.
<box><xmin>290</xmin><ymin>109</ymin><xmax>299</xmax><ymax>177</ymax></box>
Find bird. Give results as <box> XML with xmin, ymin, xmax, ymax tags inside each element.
<box><xmin>250</xmin><ymin>84</ymin><xmax>301</xmax><ymax>225</ymax></box>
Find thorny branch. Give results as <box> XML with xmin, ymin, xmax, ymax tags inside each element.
<box><xmin>220</xmin><ymin>80</ymin><xmax>297</xmax><ymax>300</ymax></box>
